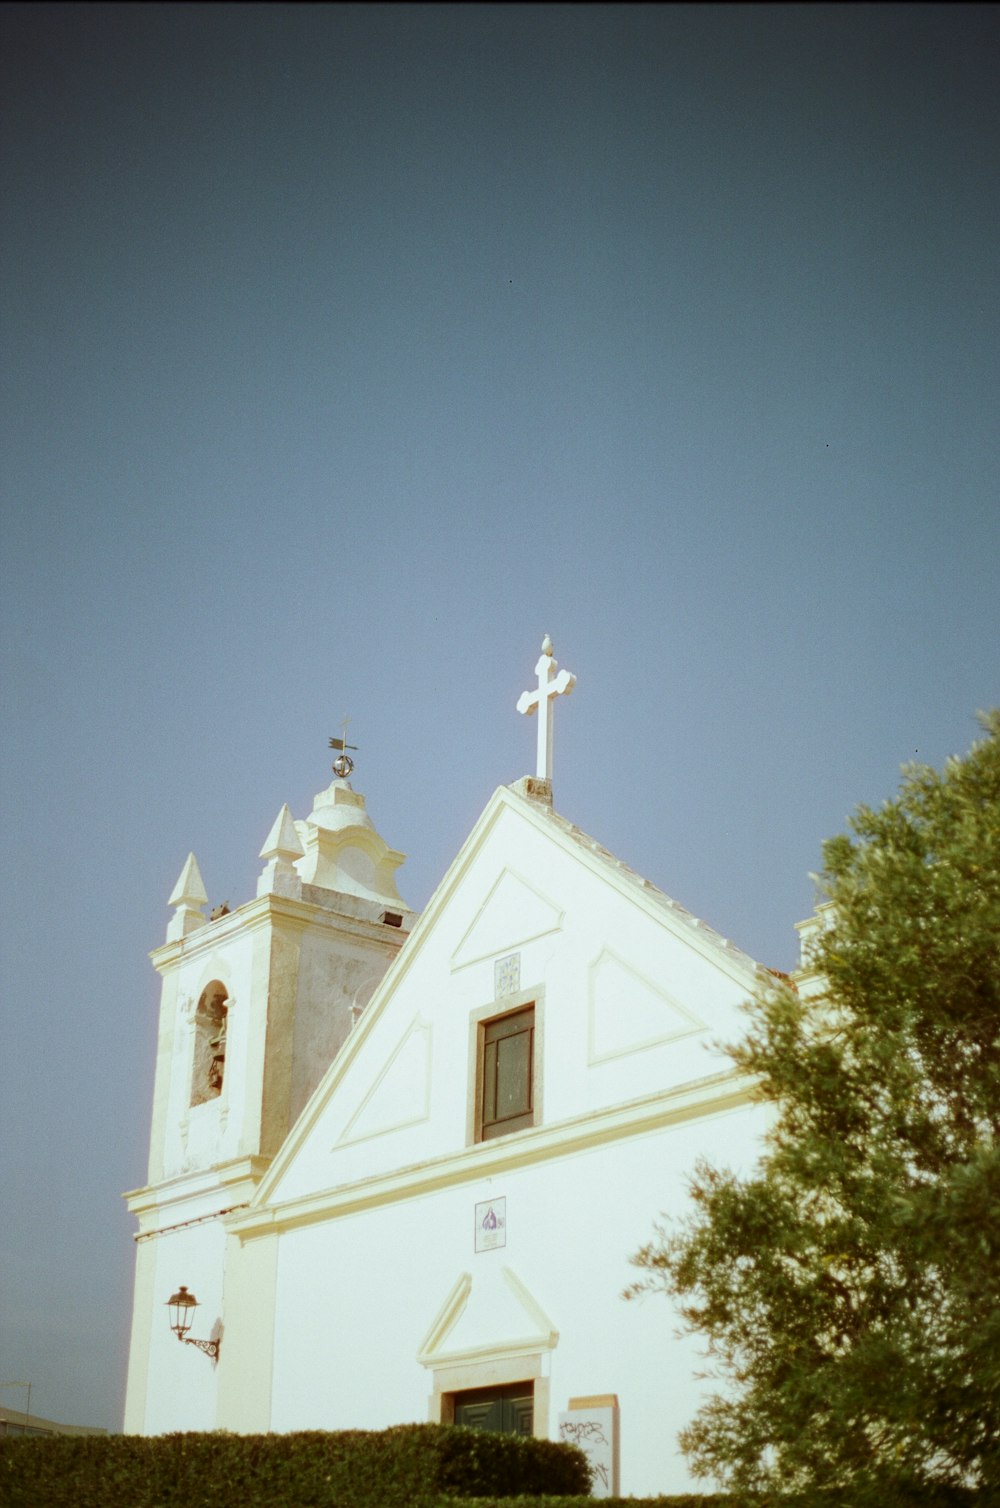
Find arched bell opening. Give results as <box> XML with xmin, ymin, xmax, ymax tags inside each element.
<box><xmin>190</xmin><ymin>980</ymin><xmax>229</xmax><ymax>1106</ymax></box>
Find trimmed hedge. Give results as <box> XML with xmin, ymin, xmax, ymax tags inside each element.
<box><xmin>445</xmin><ymin>1494</ymin><xmax>980</xmax><ymax>1508</ymax></box>
<box><xmin>2</xmin><ymin>1430</ymin><xmax>980</xmax><ymax>1508</ymax></box>
<box><xmin>443</xmin><ymin>1499</ymin><xmax>745</xmax><ymax>1508</ymax></box>
<box><xmin>0</xmin><ymin>1423</ymin><xmax>590</xmax><ymax>1507</ymax></box>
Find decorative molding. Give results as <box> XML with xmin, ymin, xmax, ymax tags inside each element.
<box><xmin>336</xmin><ymin>1016</ymin><xmax>433</xmax><ymax>1148</ymax></box>
<box><xmin>133</xmin><ymin>1202</ymin><xmax>249</xmax><ymax>1244</ymax></box>
<box><xmin>417</xmin><ymin>1271</ymin><xmax>472</xmax><ymax>1361</ymax></box>
<box><xmin>230</xmin><ymin>1069</ymin><xmax>758</xmax><ymax>1243</ymax></box>
<box><xmin>450</xmin><ymin>868</ymin><xmax>564</xmax><ymax>971</ymax></box>
<box><xmin>126</xmin><ymin>1154</ymin><xmax>273</xmax><ymax>1234</ymax></box>
<box><xmin>503</xmin><ymin>1266</ymin><xmax>558</xmax><ymax>1348</ymax></box>
<box><xmin>586</xmin><ymin>946</ymin><xmax>705</xmax><ymax>1064</ymax></box>
<box><xmin>242</xmin><ymin>782</ymin><xmax>763</xmax><ymax>1217</ymax></box>
<box><xmin>417</xmin><ymin>1265</ymin><xmax>557</xmax><ymax>1368</ymax></box>
<box><xmin>150</xmin><ymin>892</ymin><xmax>404</xmax><ymax>976</ymax></box>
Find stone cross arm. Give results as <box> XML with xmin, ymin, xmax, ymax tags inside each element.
<box><xmin>516</xmin><ymin>666</ymin><xmax>575</xmax><ymax>716</ymax></box>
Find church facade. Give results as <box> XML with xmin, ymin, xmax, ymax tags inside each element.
<box><xmin>123</xmin><ymin>643</ymin><xmax>802</xmax><ymax>1496</ymax></box>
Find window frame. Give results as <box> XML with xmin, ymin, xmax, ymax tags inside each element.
<box><xmin>467</xmin><ymin>986</ymin><xmax>543</xmax><ymax>1145</ymax></box>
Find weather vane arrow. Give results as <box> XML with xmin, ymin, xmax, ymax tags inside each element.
<box><xmin>329</xmin><ymin>716</ymin><xmax>358</xmax><ymax>778</ymax></box>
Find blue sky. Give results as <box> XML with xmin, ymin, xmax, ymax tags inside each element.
<box><xmin>1</xmin><ymin>4</ymin><xmax>997</xmax><ymax>1431</ymax></box>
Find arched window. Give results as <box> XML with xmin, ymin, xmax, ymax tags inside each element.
<box><xmin>190</xmin><ymin>981</ymin><xmax>228</xmax><ymax>1106</ymax></box>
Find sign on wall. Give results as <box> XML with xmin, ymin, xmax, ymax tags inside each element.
<box><xmin>474</xmin><ymin>1196</ymin><xmax>507</xmax><ymax>1252</ymax></box>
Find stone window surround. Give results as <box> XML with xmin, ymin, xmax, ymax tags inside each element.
<box><xmin>465</xmin><ymin>986</ymin><xmax>545</xmax><ymax>1147</ymax></box>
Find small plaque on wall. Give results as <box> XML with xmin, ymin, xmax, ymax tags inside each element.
<box><xmin>494</xmin><ymin>953</ymin><xmax>521</xmax><ymax>997</ymax></box>
<box><xmin>474</xmin><ymin>1196</ymin><xmax>507</xmax><ymax>1252</ymax></box>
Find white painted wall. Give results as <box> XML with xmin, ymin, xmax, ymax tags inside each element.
<box><xmin>142</xmin><ymin>1219</ymin><xmax>226</xmax><ymax>1434</ymax></box>
<box><xmin>128</xmin><ymin>780</ymin><xmax>778</xmax><ymax>1495</ymax></box>
<box><xmin>264</xmin><ymin>1100</ymin><xmax>767</xmax><ymax>1495</ymax></box>
<box><xmin>218</xmin><ymin>786</ymin><xmax>771</xmax><ymax>1494</ymax></box>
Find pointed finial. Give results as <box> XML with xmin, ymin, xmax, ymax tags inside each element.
<box><xmin>541</xmin><ymin>633</ymin><xmax>553</xmax><ymax>656</ymax></box>
<box><xmin>168</xmin><ymin>852</ymin><xmax>208</xmax><ymax>908</ymax></box>
<box><xmin>167</xmin><ymin>852</ymin><xmax>208</xmax><ymax>940</ymax></box>
<box><xmin>259</xmin><ymin>803</ymin><xmax>305</xmax><ymax>863</ymax></box>
<box><xmin>257</xmin><ymin>804</ymin><xmax>304</xmax><ymax>899</ymax></box>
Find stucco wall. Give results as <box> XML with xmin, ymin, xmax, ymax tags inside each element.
<box><xmin>262</xmin><ymin>1100</ymin><xmax>767</xmax><ymax>1495</ymax></box>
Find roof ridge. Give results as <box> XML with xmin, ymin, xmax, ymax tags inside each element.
<box><xmin>535</xmin><ymin>799</ymin><xmax>759</xmax><ymax>970</ymax></box>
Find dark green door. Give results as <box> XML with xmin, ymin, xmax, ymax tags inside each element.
<box><xmin>453</xmin><ymin>1383</ymin><xmax>533</xmax><ymax>1435</ymax></box>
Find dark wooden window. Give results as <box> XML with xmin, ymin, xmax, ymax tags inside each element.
<box><xmin>480</xmin><ymin>1006</ymin><xmax>534</xmax><ymax>1140</ymax></box>
<box><xmin>453</xmin><ymin>1382</ymin><xmax>533</xmax><ymax>1435</ymax></box>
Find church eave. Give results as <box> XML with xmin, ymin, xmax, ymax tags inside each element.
<box><xmin>124</xmin><ymin>1153</ymin><xmax>273</xmax><ymax>1231</ymax></box>
<box><xmin>510</xmin><ymin>789</ymin><xmax>763</xmax><ymax>986</ymax></box>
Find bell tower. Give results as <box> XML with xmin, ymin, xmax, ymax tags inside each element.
<box><xmin>124</xmin><ymin>768</ymin><xmax>415</xmax><ymax>1433</ymax></box>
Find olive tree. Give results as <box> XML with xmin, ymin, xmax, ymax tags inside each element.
<box><xmin>629</xmin><ymin>712</ymin><xmax>1000</xmax><ymax>1503</ymax></box>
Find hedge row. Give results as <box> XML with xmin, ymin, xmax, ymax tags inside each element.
<box><xmin>443</xmin><ymin>1498</ymin><xmax>745</xmax><ymax>1508</ymax></box>
<box><xmin>0</xmin><ymin>1424</ymin><xmax>590</xmax><ymax>1507</ymax></box>
<box><xmin>1</xmin><ymin>1430</ymin><xmax>980</xmax><ymax>1508</ymax></box>
<box><xmin>444</xmin><ymin>1494</ymin><xmax>979</xmax><ymax>1508</ymax></box>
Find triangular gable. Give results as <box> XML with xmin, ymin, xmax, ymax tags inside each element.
<box><xmin>417</xmin><ymin>1266</ymin><xmax>558</xmax><ymax>1366</ymax></box>
<box><xmin>250</xmin><ymin>783</ymin><xmax>763</xmax><ymax>1215</ymax></box>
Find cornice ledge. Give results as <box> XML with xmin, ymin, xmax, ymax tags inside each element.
<box><xmin>418</xmin><ymin>1335</ymin><xmax>557</xmax><ymax>1370</ymax></box>
<box><xmin>228</xmin><ymin>1069</ymin><xmax>758</xmax><ymax>1243</ymax></box>
<box><xmin>150</xmin><ymin>894</ymin><xmax>405</xmax><ymax>973</ymax></box>
<box><xmin>124</xmin><ymin>1154</ymin><xmax>273</xmax><ymax>1218</ymax></box>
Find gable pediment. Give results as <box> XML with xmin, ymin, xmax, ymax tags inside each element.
<box><xmin>250</xmin><ymin>783</ymin><xmax>761</xmax><ymax>1215</ymax></box>
<box><xmin>418</xmin><ymin>1265</ymin><xmax>558</xmax><ymax>1367</ymax></box>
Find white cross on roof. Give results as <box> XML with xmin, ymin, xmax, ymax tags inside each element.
<box><xmin>516</xmin><ymin>634</ymin><xmax>576</xmax><ymax>781</ymax></box>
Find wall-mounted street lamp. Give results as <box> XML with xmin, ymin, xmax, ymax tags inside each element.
<box><xmin>166</xmin><ymin>1287</ymin><xmax>221</xmax><ymax>1361</ymax></box>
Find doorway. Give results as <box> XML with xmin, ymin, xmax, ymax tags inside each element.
<box><xmin>452</xmin><ymin>1381</ymin><xmax>533</xmax><ymax>1435</ymax></box>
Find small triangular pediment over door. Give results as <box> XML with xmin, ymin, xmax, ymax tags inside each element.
<box><xmin>418</xmin><ymin>1266</ymin><xmax>558</xmax><ymax>1368</ymax></box>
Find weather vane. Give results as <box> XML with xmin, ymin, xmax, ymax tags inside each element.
<box><xmin>328</xmin><ymin>716</ymin><xmax>358</xmax><ymax>779</ymax></box>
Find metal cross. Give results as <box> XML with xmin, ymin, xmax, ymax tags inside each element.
<box><xmin>516</xmin><ymin>635</ymin><xmax>576</xmax><ymax>780</ymax></box>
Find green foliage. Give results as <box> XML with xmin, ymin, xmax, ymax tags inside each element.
<box><xmin>443</xmin><ymin>1496</ymin><xmax>972</xmax><ymax>1508</ymax></box>
<box><xmin>442</xmin><ymin>1497</ymin><xmax>750</xmax><ymax>1508</ymax></box>
<box><xmin>628</xmin><ymin>713</ymin><xmax>1000</xmax><ymax>1503</ymax></box>
<box><xmin>0</xmin><ymin>1423</ymin><xmax>589</xmax><ymax>1508</ymax></box>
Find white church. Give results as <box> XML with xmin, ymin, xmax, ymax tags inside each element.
<box><xmin>124</xmin><ymin>639</ymin><xmax>813</xmax><ymax>1497</ymax></box>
